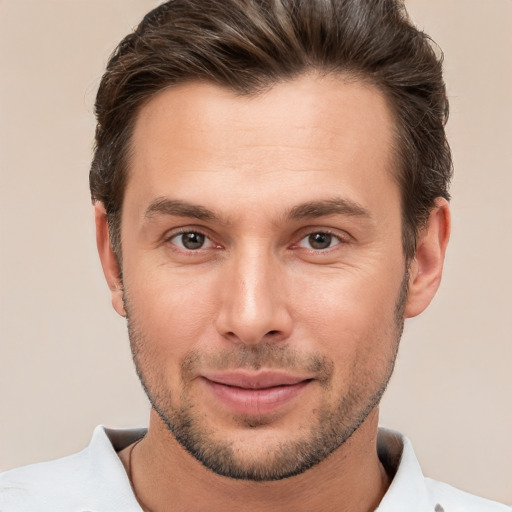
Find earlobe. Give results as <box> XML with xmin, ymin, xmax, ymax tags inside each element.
<box><xmin>94</xmin><ymin>202</ymin><xmax>126</xmax><ymax>317</ymax></box>
<box><xmin>405</xmin><ymin>198</ymin><xmax>451</xmax><ymax>318</ymax></box>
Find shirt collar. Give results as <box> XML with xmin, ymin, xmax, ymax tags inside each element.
<box><xmin>95</xmin><ymin>426</ymin><xmax>434</xmax><ymax>512</ymax></box>
<box><xmin>86</xmin><ymin>425</ymin><xmax>146</xmax><ymax>511</ymax></box>
<box><xmin>375</xmin><ymin>428</ymin><xmax>432</xmax><ymax>512</ymax></box>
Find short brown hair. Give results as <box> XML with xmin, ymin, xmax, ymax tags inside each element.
<box><xmin>90</xmin><ymin>0</ymin><xmax>452</xmax><ymax>261</ymax></box>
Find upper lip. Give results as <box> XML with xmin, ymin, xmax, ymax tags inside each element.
<box><xmin>201</xmin><ymin>371</ymin><xmax>312</xmax><ymax>389</ymax></box>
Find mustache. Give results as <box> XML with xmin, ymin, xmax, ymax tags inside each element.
<box><xmin>180</xmin><ymin>343</ymin><xmax>334</xmax><ymax>384</ymax></box>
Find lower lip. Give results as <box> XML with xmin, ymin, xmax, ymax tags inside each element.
<box><xmin>202</xmin><ymin>379</ymin><xmax>311</xmax><ymax>415</ymax></box>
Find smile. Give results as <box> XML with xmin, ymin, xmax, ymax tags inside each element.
<box><xmin>200</xmin><ymin>371</ymin><xmax>313</xmax><ymax>415</ymax></box>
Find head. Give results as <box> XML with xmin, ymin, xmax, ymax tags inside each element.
<box><xmin>92</xmin><ymin>0</ymin><xmax>451</xmax><ymax>481</ymax></box>
<box><xmin>90</xmin><ymin>0</ymin><xmax>452</xmax><ymax>264</ymax></box>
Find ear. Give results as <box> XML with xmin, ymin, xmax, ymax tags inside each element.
<box><xmin>405</xmin><ymin>198</ymin><xmax>451</xmax><ymax>318</ymax></box>
<box><xmin>94</xmin><ymin>202</ymin><xmax>126</xmax><ymax>317</ymax></box>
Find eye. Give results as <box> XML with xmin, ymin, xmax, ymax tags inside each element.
<box><xmin>298</xmin><ymin>232</ymin><xmax>342</xmax><ymax>250</ymax></box>
<box><xmin>169</xmin><ymin>231</ymin><xmax>215</xmax><ymax>250</ymax></box>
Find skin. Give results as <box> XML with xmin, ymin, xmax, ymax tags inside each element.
<box><xmin>96</xmin><ymin>74</ymin><xmax>450</xmax><ymax>511</ymax></box>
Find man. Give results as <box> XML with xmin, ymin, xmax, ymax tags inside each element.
<box><xmin>0</xmin><ymin>1</ymin><xmax>509</xmax><ymax>511</ymax></box>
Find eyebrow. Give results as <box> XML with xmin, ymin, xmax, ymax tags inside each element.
<box><xmin>144</xmin><ymin>198</ymin><xmax>219</xmax><ymax>221</ymax></box>
<box><xmin>143</xmin><ymin>196</ymin><xmax>371</xmax><ymax>224</ymax></box>
<box><xmin>285</xmin><ymin>198</ymin><xmax>371</xmax><ymax>221</ymax></box>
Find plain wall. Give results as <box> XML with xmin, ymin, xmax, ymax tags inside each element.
<box><xmin>0</xmin><ymin>0</ymin><xmax>510</xmax><ymax>504</ymax></box>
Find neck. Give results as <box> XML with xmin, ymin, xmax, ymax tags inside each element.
<box><xmin>120</xmin><ymin>408</ymin><xmax>390</xmax><ymax>512</ymax></box>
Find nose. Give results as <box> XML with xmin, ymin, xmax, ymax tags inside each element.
<box><xmin>215</xmin><ymin>247</ymin><xmax>293</xmax><ymax>346</ymax></box>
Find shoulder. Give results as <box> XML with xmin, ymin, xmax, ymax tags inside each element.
<box><xmin>0</xmin><ymin>425</ymin><xmax>146</xmax><ymax>512</ymax></box>
<box><xmin>0</xmin><ymin>449</ymin><xmax>92</xmax><ymax>512</ymax></box>
<box><xmin>423</xmin><ymin>478</ymin><xmax>511</xmax><ymax>512</ymax></box>
<box><xmin>376</xmin><ymin>428</ymin><xmax>511</xmax><ymax>512</ymax></box>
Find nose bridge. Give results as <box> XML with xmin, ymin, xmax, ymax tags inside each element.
<box><xmin>216</xmin><ymin>241</ymin><xmax>291</xmax><ymax>345</ymax></box>
<box><xmin>237</xmin><ymin>247</ymin><xmax>271</xmax><ymax>323</ymax></box>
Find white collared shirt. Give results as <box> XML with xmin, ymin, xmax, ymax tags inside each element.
<box><xmin>0</xmin><ymin>426</ymin><xmax>509</xmax><ymax>512</ymax></box>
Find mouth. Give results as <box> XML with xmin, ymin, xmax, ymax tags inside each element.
<box><xmin>200</xmin><ymin>371</ymin><xmax>313</xmax><ymax>415</ymax></box>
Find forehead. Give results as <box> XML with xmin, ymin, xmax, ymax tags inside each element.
<box><xmin>125</xmin><ymin>74</ymin><xmax>398</xmax><ymax>222</ymax></box>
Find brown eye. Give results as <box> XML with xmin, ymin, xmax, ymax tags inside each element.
<box><xmin>171</xmin><ymin>232</ymin><xmax>210</xmax><ymax>250</ymax></box>
<box><xmin>297</xmin><ymin>232</ymin><xmax>342</xmax><ymax>251</ymax></box>
<box><xmin>308</xmin><ymin>233</ymin><xmax>332</xmax><ymax>249</ymax></box>
<box><xmin>182</xmin><ymin>232</ymin><xmax>205</xmax><ymax>249</ymax></box>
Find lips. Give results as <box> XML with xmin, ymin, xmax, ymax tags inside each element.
<box><xmin>201</xmin><ymin>371</ymin><xmax>312</xmax><ymax>415</ymax></box>
<box><xmin>203</xmin><ymin>371</ymin><xmax>309</xmax><ymax>389</ymax></box>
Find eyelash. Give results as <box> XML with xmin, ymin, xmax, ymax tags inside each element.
<box><xmin>165</xmin><ymin>229</ymin><xmax>218</xmax><ymax>251</ymax></box>
<box><xmin>294</xmin><ymin>230</ymin><xmax>346</xmax><ymax>251</ymax></box>
<box><xmin>164</xmin><ymin>228</ymin><xmax>348</xmax><ymax>253</ymax></box>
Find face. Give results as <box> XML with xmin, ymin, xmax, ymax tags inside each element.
<box><xmin>116</xmin><ymin>75</ymin><xmax>408</xmax><ymax>480</ymax></box>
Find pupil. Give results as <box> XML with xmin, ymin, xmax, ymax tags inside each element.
<box><xmin>183</xmin><ymin>232</ymin><xmax>205</xmax><ymax>250</ymax></box>
<box><xmin>309</xmin><ymin>233</ymin><xmax>331</xmax><ymax>249</ymax></box>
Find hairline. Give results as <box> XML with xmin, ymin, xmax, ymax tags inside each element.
<box><xmin>108</xmin><ymin>70</ymin><xmax>417</xmax><ymax>267</ymax></box>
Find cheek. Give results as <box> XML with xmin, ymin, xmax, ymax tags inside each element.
<box><xmin>124</xmin><ymin>265</ymin><xmax>220</xmax><ymax>360</ymax></box>
<box><xmin>290</xmin><ymin>267</ymin><xmax>402</xmax><ymax>363</ymax></box>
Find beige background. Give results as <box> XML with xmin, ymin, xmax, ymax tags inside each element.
<box><xmin>0</xmin><ymin>0</ymin><xmax>510</xmax><ymax>504</ymax></box>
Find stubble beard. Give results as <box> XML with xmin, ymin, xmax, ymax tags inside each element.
<box><xmin>124</xmin><ymin>271</ymin><xmax>408</xmax><ymax>482</ymax></box>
